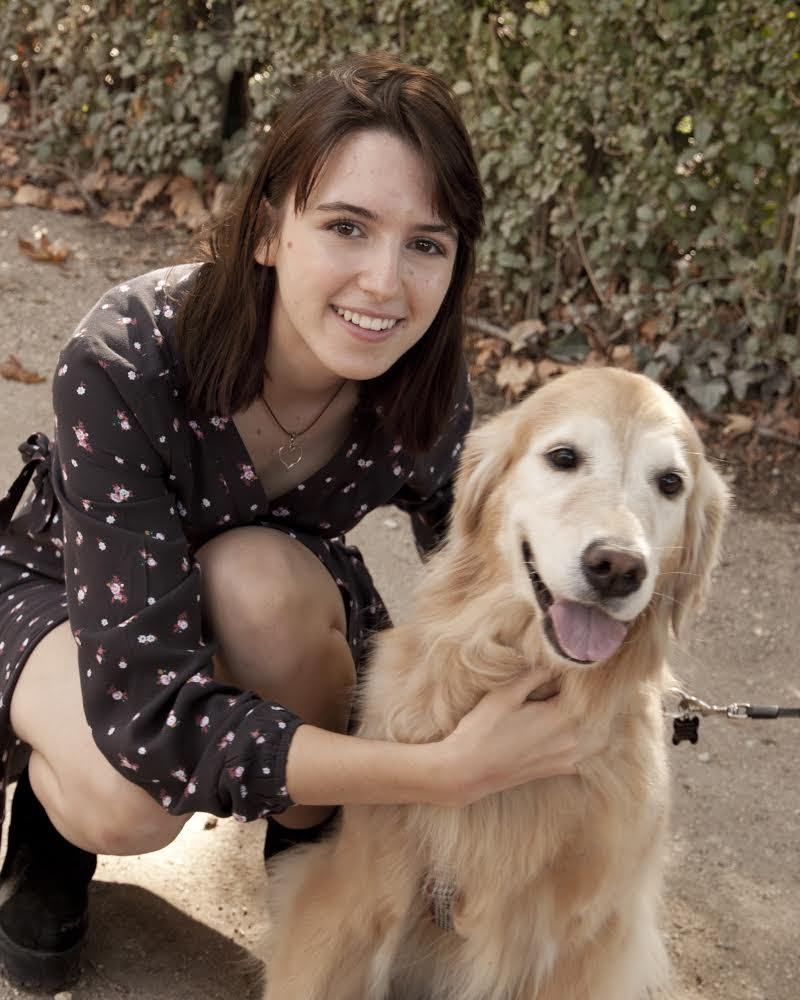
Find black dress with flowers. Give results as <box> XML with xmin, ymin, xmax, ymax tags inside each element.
<box><xmin>0</xmin><ymin>264</ymin><xmax>472</xmax><ymax>826</ymax></box>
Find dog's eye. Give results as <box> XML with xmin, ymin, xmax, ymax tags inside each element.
<box><xmin>658</xmin><ymin>471</ymin><xmax>683</xmax><ymax>497</ymax></box>
<box><xmin>547</xmin><ymin>447</ymin><xmax>579</xmax><ymax>470</ymax></box>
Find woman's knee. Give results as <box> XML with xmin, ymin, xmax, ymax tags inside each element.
<box><xmin>31</xmin><ymin>749</ymin><xmax>188</xmax><ymax>856</ymax></box>
<box><xmin>196</xmin><ymin>526</ymin><xmax>349</xmax><ymax>676</ymax></box>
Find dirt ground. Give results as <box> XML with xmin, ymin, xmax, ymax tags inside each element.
<box><xmin>0</xmin><ymin>204</ymin><xmax>798</xmax><ymax>1000</ymax></box>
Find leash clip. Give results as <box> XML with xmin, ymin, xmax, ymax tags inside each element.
<box><xmin>667</xmin><ymin>687</ymin><xmax>745</xmax><ymax>719</ymax></box>
<box><xmin>725</xmin><ymin>702</ymin><xmax>750</xmax><ymax>719</ymax></box>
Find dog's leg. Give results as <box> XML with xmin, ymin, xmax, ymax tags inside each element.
<box><xmin>263</xmin><ymin>813</ymin><xmax>418</xmax><ymax>1000</ymax></box>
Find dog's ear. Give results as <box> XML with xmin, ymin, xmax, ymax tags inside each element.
<box><xmin>450</xmin><ymin>408</ymin><xmax>519</xmax><ymax>539</ymax></box>
<box><xmin>669</xmin><ymin>454</ymin><xmax>730</xmax><ymax>638</ymax></box>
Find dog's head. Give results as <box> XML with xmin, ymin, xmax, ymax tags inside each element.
<box><xmin>450</xmin><ymin>368</ymin><xmax>729</xmax><ymax>669</ymax></box>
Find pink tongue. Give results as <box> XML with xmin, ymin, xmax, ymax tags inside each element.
<box><xmin>549</xmin><ymin>600</ymin><xmax>628</xmax><ymax>662</ymax></box>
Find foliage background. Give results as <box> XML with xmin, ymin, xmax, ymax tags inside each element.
<box><xmin>2</xmin><ymin>0</ymin><xmax>799</xmax><ymax>412</ymax></box>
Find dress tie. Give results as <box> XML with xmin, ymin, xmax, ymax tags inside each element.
<box><xmin>0</xmin><ymin>433</ymin><xmax>54</xmax><ymax>533</ymax></box>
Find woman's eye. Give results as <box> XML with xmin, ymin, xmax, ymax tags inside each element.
<box><xmin>547</xmin><ymin>447</ymin><xmax>579</xmax><ymax>470</ymax></box>
<box><xmin>658</xmin><ymin>471</ymin><xmax>684</xmax><ymax>497</ymax></box>
<box><xmin>328</xmin><ymin>220</ymin><xmax>362</xmax><ymax>238</ymax></box>
<box><xmin>411</xmin><ymin>238</ymin><xmax>444</xmax><ymax>256</ymax></box>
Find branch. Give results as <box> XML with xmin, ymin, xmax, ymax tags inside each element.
<box><xmin>568</xmin><ymin>189</ymin><xmax>610</xmax><ymax>353</ymax></box>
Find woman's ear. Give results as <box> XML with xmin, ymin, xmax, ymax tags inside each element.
<box><xmin>254</xmin><ymin>199</ymin><xmax>277</xmax><ymax>266</ymax></box>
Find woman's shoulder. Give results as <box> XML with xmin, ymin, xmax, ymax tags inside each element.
<box><xmin>56</xmin><ymin>263</ymin><xmax>201</xmax><ymax>386</ymax></box>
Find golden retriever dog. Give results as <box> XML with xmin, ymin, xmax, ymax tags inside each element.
<box><xmin>262</xmin><ymin>367</ymin><xmax>729</xmax><ymax>1000</ymax></box>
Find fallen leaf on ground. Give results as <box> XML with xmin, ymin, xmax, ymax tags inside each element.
<box><xmin>13</xmin><ymin>184</ymin><xmax>50</xmax><ymax>208</ymax></box>
<box><xmin>167</xmin><ymin>176</ymin><xmax>209</xmax><ymax>231</ymax></box>
<box><xmin>101</xmin><ymin>209</ymin><xmax>134</xmax><ymax>228</ymax></box>
<box><xmin>722</xmin><ymin>413</ymin><xmax>755</xmax><ymax>439</ymax></box>
<box><xmin>83</xmin><ymin>159</ymin><xmax>111</xmax><ymax>193</ymax></box>
<box><xmin>611</xmin><ymin>344</ymin><xmax>636</xmax><ymax>370</ymax></box>
<box><xmin>210</xmin><ymin>181</ymin><xmax>235</xmax><ymax>219</ymax></box>
<box><xmin>774</xmin><ymin>416</ymin><xmax>800</xmax><ymax>438</ymax></box>
<box><xmin>495</xmin><ymin>355</ymin><xmax>536</xmax><ymax>400</ymax></box>
<box><xmin>18</xmin><ymin>230</ymin><xmax>70</xmax><ymax>264</ymax></box>
<box><xmin>51</xmin><ymin>195</ymin><xmax>86</xmax><ymax>214</ymax></box>
<box><xmin>104</xmin><ymin>172</ymin><xmax>140</xmax><ymax>199</ymax></box>
<box><xmin>1</xmin><ymin>354</ymin><xmax>46</xmax><ymax>383</ymax></box>
<box><xmin>537</xmin><ymin>358</ymin><xmax>572</xmax><ymax>382</ymax></box>
<box><xmin>133</xmin><ymin>174</ymin><xmax>170</xmax><ymax>216</ymax></box>
<box><xmin>639</xmin><ymin>316</ymin><xmax>668</xmax><ymax>341</ymax></box>
<box><xmin>507</xmin><ymin>318</ymin><xmax>546</xmax><ymax>353</ymax></box>
<box><xmin>472</xmin><ymin>335</ymin><xmax>506</xmax><ymax>373</ymax></box>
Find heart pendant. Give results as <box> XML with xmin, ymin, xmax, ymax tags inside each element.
<box><xmin>278</xmin><ymin>439</ymin><xmax>302</xmax><ymax>470</ymax></box>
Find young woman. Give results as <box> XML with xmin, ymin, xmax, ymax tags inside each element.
<box><xmin>0</xmin><ymin>54</ymin><xmax>604</xmax><ymax>991</ymax></box>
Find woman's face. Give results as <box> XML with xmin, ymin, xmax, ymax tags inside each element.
<box><xmin>256</xmin><ymin>130</ymin><xmax>458</xmax><ymax>386</ymax></box>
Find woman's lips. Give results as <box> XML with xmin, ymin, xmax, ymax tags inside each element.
<box><xmin>330</xmin><ymin>305</ymin><xmax>402</xmax><ymax>342</ymax></box>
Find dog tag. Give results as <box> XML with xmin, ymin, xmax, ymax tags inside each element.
<box><xmin>672</xmin><ymin>714</ymin><xmax>700</xmax><ymax>745</ymax></box>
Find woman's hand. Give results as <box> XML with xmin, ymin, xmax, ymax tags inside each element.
<box><xmin>434</xmin><ymin>667</ymin><xmax>609</xmax><ymax>808</ymax></box>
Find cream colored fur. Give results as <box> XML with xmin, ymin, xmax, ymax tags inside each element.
<box><xmin>262</xmin><ymin>368</ymin><xmax>729</xmax><ymax>1000</ymax></box>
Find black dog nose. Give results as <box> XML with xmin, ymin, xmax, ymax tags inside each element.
<box><xmin>581</xmin><ymin>541</ymin><xmax>647</xmax><ymax>598</ymax></box>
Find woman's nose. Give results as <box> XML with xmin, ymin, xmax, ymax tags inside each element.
<box><xmin>357</xmin><ymin>243</ymin><xmax>402</xmax><ymax>300</ymax></box>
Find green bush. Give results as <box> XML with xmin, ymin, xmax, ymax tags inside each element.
<box><xmin>3</xmin><ymin>0</ymin><xmax>799</xmax><ymax>410</ymax></box>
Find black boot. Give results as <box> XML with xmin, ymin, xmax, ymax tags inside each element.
<box><xmin>264</xmin><ymin>808</ymin><xmax>341</xmax><ymax>865</ymax></box>
<box><xmin>0</xmin><ymin>767</ymin><xmax>97</xmax><ymax>991</ymax></box>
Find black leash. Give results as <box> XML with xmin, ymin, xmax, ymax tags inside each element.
<box><xmin>667</xmin><ymin>687</ymin><xmax>800</xmax><ymax>745</ymax></box>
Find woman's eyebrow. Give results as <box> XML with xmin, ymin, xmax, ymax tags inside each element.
<box><xmin>315</xmin><ymin>201</ymin><xmax>457</xmax><ymax>237</ymax></box>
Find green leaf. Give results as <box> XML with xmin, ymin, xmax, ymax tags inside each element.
<box><xmin>753</xmin><ymin>141</ymin><xmax>775</xmax><ymax>168</ymax></box>
<box><xmin>684</xmin><ymin>376</ymin><xmax>728</xmax><ymax>411</ymax></box>
<box><xmin>694</xmin><ymin>117</ymin><xmax>713</xmax><ymax>146</ymax></box>
<box><xmin>548</xmin><ymin>330</ymin><xmax>590</xmax><ymax>362</ymax></box>
<box><xmin>180</xmin><ymin>157</ymin><xmax>205</xmax><ymax>183</ymax></box>
<box><xmin>216</xmin><ymin>53</ymin><xmax>236</xmax><ymax>85</ymax></box>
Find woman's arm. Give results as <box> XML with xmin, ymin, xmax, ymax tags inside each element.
<box><xmin>286</xmin><ymin>668</ymin><xmax>605</xmax><ymax>809</ymax></box>
<box><xmin>52</xmin><ymin>309</ymin><xmax>302</xmax><ymax>822</ymax></box>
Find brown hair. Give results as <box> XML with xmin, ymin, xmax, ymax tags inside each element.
<box><xmin>177</xmin><ymin>53</ymin><xmax>484</xmax><ymax>452</ymax></box>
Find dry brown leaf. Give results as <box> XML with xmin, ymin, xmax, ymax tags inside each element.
<box><xmin>495</xmin><ymin>356</ymin><xmax>536</xmax><ymax>400</ymax></box>
<box><xmin>210</xmin><ymin>181</ymin><xmax>235</xmax><ymax>219</ymax></box>
<box><xmin>0</xmin><ymin>354</ymin><xmax>46</xmax><ymax>384</ymax></box>
<box><xmin>104</xmin><ymin>172</ymin><xmax>140</xmax><ymax>199</ymax></box>
<box><xmin>639</xmin><ymin>316</ymin><xmax>666</xmax><ymax>341</ymax></box>
<box><xmin>722</xmin><ymin>413</ymin><xmax>755</xmax><ymax>439</ymax></box>
<box><xmin>18</xmin><ymin>230</ymin><xmax>70</xmax><ymax>264</ymax></box>
<box><xmin>167</xmin><ymin>176</ymin><xmax>209</xmax><ymax>231</ymax></box>
<box><xmin>0</xmin><ymin>195</ymin><xmax>12</xmax><ymax>210</ymax></box>
<box><xmin>507</xmin><ymin>318</ymin><xmax>546</xmax><ymax>353</ymax></box>
<box><xmin>51</xmin><ymin>195</ymin><xmax>86</xmax><ymax>214</ymax></box>
<box><xmin>101</xmin><ymin>209</ymin><xmax>134</xmax><ymax>229</ymax></box>
<box><xmin>611</xmin><ymin>344</ymin><xmax>636</xmax><ymax>370</ymax></box>
<box><xmin>537</xmin><ymin>359</ymin><xmax>571</xmax><ymax>382</ymax></box>
<box><xmin>132</xmin><ymin>174</ymin><xmax>170</xmax><ymax>216</ymax></box>
<box><xmin>13</xmin><ymin>184</ymin><xmax>50</xmax><ymax>208</ymax></box>
<box><xmin>775</xmin><ymin>416</ymin><xmax>800</xmax><ymax>438</ymax></box>
<box><xmin>83</xmin><ymin>159</ymin><xmax>111</xmax><ymax>193</ymax></box>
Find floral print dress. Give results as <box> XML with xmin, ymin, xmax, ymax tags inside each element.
<box><xmin>0</xmin><ymin>265</ymin><xmax>472</xmax><ymax>826</ymax></box>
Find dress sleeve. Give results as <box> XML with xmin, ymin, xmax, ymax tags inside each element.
<box><xmin>52</xmin><ymin>335</ymin><xmax>300</xmax><ymax>820</ymax></box>
<box><xmin>391</xmin><ymin>367</ymin><xmax>473</xmax><ymax>558</ymax></box>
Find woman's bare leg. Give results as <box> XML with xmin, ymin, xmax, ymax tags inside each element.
<box><xmin>9</xmin><ymin>526</ymin><xmax>356</xmax><ymax>853</ymax></box>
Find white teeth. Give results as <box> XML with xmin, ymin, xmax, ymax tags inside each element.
<box><xmin>335</xmin><ymin>306</ymin><xmax>397</xmax><ymax>331</ymax></box>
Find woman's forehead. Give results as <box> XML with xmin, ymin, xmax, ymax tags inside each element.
<box><xmin>300</xmin><ymin>130</ymin><xmax>445</xmax><ymax>224</ymax></box>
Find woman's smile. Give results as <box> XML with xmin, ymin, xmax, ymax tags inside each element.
<box><xmin>330</xmin><ymin>304</ymin><xmax>402</xmax><ymax>341</ymax></box>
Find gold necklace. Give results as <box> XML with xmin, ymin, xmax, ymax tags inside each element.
<box><xmin>260</xmin><ymin>379</ymin><xmax>347</xmax><ymax>470</ymax></box>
